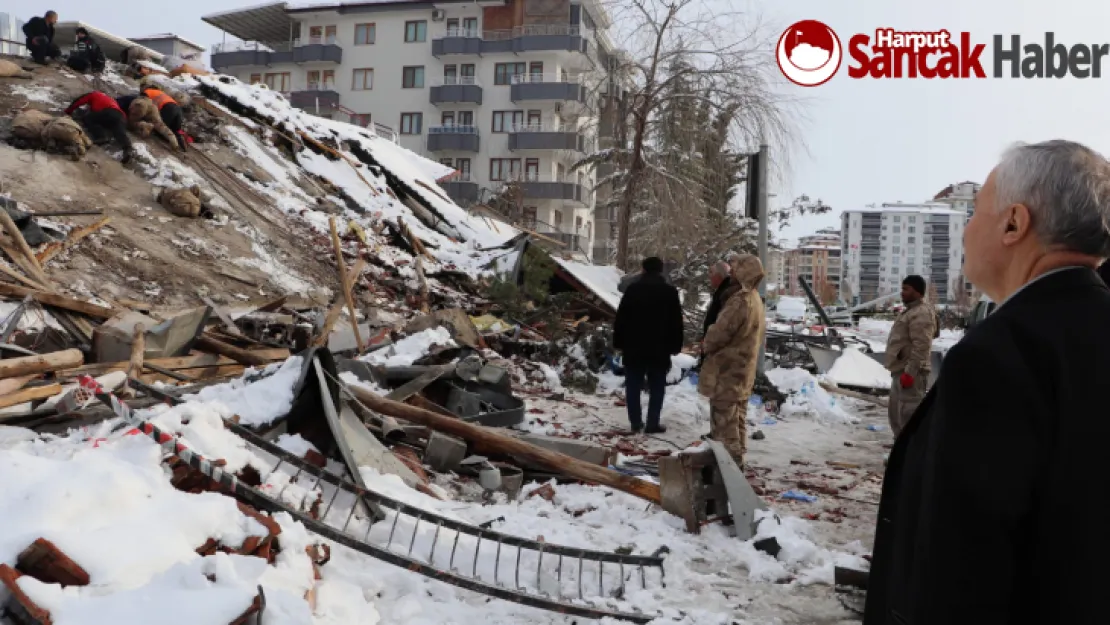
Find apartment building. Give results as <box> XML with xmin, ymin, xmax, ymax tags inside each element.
<box><xmin>781</xmin><ymin>228</ymin><xmax>842</xmax><ymax>300</ymax></box>
<box><xmin>932</xmin><ymin>180</ymin><xmax>980</xmax><ymax>296</ymax></box>
<box><xmin>128</xmin><ymin>33</ymin><xmax>205</xmax><ymax>60</ymax></box>
<box><xmin>203</xmin><ymin>0</ymin><xmax>624</xmax><ymax>261</ymax></box>
<box><xmin>764</xmin><ymin>246</ymin><xmax>785</xmax><ymax>291</ymax></box>
<box><xmin>840</xmin><ymin>203</ymin><xmax>966</xmax><ymax>304</ymax></box>
<box><xmin>0</xmin><ymin>13</ymin><xmax>27</xmax><ymax>56</ymax></box>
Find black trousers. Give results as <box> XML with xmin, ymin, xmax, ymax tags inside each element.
<box><xmin>81</xmin><ymin>109</ymin><xmax>132</xmax><ymax>151</ymax></box>
<box><xmin>159</xmin><ymin>103</ymin><xmax>183</xmax><ymax>133</ymax></box>
<box><xmin>27</xmin><ymin>38</ymin><xmax>60</xmax><ymax>64</ymax></box>
<box><xmin>624</xmin><ymin>361</ymin><xmax>668</xmax><ymax>429</ymax></box>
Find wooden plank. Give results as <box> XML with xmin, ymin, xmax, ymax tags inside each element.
<box><xmin>36</xmin><ymin>217</ymin><xmax>111</xmax><ymax>264</ymax></box>
<box><xmin>0</xmin><ymin>349</ymin><xmax>83</xmax><ymax>380</ymax></box>
<box><xmin>54</xmin><ymin>349</ymin><xmax>289</xmax><ymax>380</ymax></box>
<box><xmin>0</xmin><ymin>383</ymin><xmax>61</xmax><ymax>409</ymax></box>
<box><xmin>329</xmin><ymin>217</ymin><xmax>363</xmax><ymax>351</ymax></box>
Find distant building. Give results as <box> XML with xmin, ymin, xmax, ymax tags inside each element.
<box><xmin>782</xmin><ymin>227</ymin><xmax>841</xmax><ymax>300</ymax></box>
<box><xmin>841</xmin><ymin>202</ymin><xmax>966</xmax><ymax>304</ymax></box>
<box><xmin>932</xmin><ymin>180</ymin><xmax>980</xmax><ymax>297</ymax></box>
<box><xmin>128</xmin><ymin>33</ymin><xmax>205</xmax><ymax>61</ymax></box>
<box><xmin>0</xmin><ymin>12</ymin><xmax>27</xmax><ymax>56</ymax></box>
<box><xmin>764</xmin><ymin>246</ymin><xmax>785</xmax><ymax>291</ymax></box>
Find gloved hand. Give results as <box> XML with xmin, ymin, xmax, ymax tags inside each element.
<box><xmin>899</xmin><ymin>373</ymin><xmax>914</xmax><ymax>389</ymax></box>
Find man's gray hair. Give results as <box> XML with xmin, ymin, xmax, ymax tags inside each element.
<box><xmin>994</xmin><ymin>140</ymin><xmax>1110</xmax><ymax>256</ymax></box>
<box><xmin>710</xmin><ymin>260</ymin><xmax>730</xmax><ymax>277</ymax></box>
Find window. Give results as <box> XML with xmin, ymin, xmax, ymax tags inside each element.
<box><xmin>307</xmin><ymin>70</ymin><xmax>335</xmax><ymax>90</ymax></box>
<box><xmin>494</xmin><ymin>62</ymin><xmax>526</xmax><ymax>85</ymax></box>
<box><xmin>892</xmin><ymin>246</ymin><xmax>901</xmax><ymax>254</ymax></box>
<box><xmin>492</xmin><ymin>111</ymin><xmax>523</xmax><ymax>132</ymax></box>
<box><xmin>350</xmin><ymin>113</ymin><xmax>371</xmax><ymax>127</ymax></box>
<box><xmin>463</xmin><ymin>17</ymin><xmax>478</xmax><ymax>32</ymax></box>
<box><xmin>461</xmin><ymin>64</ymin><xmax>475</xmax><ymax>79</ymax></box>
<box><xmin>352</xmin><ymin>68</ymin><xmax>373</xmax><ymax>90</ymax></box>
<box><xmin>446</xmin><ymin>18</ymin><xmax>459</xmax><ymax>31</ymax></box>
<box><xmin>522</xmin><ymin>206</ymin><xmax>537</xmax><ymax>229</ymax></box>
<box><xmin>893</xmin><ymin>226</ymin><xmax>900</xmax><ymax>233</ymax></box>
<box><xmin>444</xmin><ymin>64</ymin><xmax>457</xmax><ymax>82</ymax></box>
<box><xmin>907</xmin><ymin>236</ymin><xmax>916</xmax><ymax>243</ymax></box>
<box><xmin>529</xmin><ymin>61</ymin><xmax>543</xmax><ymax>80</ymax></box>
<box><xmin>439</xmin><ymin>158</ymin><xmax>453</xmax><ymax>167</ymax></box>
<box><xmin>556</xmin><ymin>163</ymin><xmax>566</xmax><ymax>180</ymax></box>
<box><xmin>355</xmin><ymin>23</ymin><xmax>376</xmax><ymax>45</ymax></box>
<box><xmin>457</xmin><ymin>111</ymin><xmax>473</xmax><ymax>125</ymax></box>
<box><xmin>893</xmin><ymin>215</ymin><xmax>901</xmax><ymax>222</ymax></box>
<box><xmin>322</xmin><ymin>69</ymin><xmax>335</xmax><ymax>89</ymax></box>
<box><xmin>264</xmin><ymin>72</ymin><xmax>291</xmax><ymax>91</ymax></box>
<box><xmin>249</xmin><ymin>73</ymin><xmax>261</xmax><ymax>84</ymax></box>
<box><xmin>325</xmin><ymin>25</ymin><xmax>337</xmax><ymax>44</ymax></box>
<box><xmin>309</xmin><ymin>26</ymin><xmax>322</xmax><ymax>42</ymax></box>
<box><xmin>403</xmin><ymin>66</ymin><xmax>425</xmax><ymax>88</ymax></box>
<box><xmin>456</xmin><ymin>158</ymin><xmax>471</xmax><ymax>176</ymax></box>
<box><xmin>908</xmin><ymin>226</ymin><xmax>915</xmax><ymax>233</ymax></box>
<box><xmin>525</xmin><ymin>158</ymin><xmax>539</xmax><ymax>179</ymax></box>
<box><xmin>400</xmin><ymin>112</ymin><xmax>423</xmax><ymax>135</ymax></box>
<box><xmin>527</xmin><ymin>110</ymin><xmax>541</xmax><ymax>126</ymax></box>
<box><xmin>489</xmin><ymin>158</ymin><xmax>521</xmax><ymax>181</ymax></box>
<box><xmin>441</xmin><ymin>112</ymin><xmax>455</xmax><ymax>126</ymax></box>
<box><xmin>554</xmin><ymin>210</ymin><xmax>564</xmax><ymax>229</ymax></box>
<box><xmin>405</xmin><ymin>20</ymin><xmax>427</xmax><ymax>42</ymax></box>
<box><xmin>575</xmin><ymin>216</ymin><xmax>583</xmax><ymax>232</ymax></box>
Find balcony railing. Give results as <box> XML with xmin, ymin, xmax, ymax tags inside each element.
<box><xmin>495</xmin><ymin>173</ymin><xmax>588</xmax><ymax>203</ymax></box>
<box><xmin>295</xmin><ymin>37</ymin><xmax>340</xmax><ymax>47</ymax></box>
<box><xmin>510</xmin><ymin>73</ymin><xmax>582</xmax><ymax>84</ymax></box>
<box><xmin>430</xmin><ymin>76</ymin><xmax>482</xmax><ymax>87</ymax></box>
<box><xmin>429</xmin><ymin>125</ymin><xmax>479</xmax><ymax>134</ymax></box>
<box><xmin>483</xmin><ymin>24</ymin><xmax>582</xmax><ymax>40</ymax></box>
<box><xmin>433</xmin><ymin>23</ymin><xmax>588</xmax><ymax>57</ymax></box>
<box><xmin>443</xmin><ymin>27</ymin><xmax>481</xmax><ymax>38</ymax></box>
<box><xmin>427</xmin><ymin>126</ymin><xmax>480</xmax><ymax>151</ymax></box>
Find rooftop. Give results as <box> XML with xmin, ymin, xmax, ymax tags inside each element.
<box><xmin>845</xmin><ymin>202</ymin><xmax>964</xmax><ymax>216</ymax></box>
<box><xmin>128</xmin><ymin>33</ymin><xmax>206</xmax><ymax>51</ymax></box>
<box><xmin>54</xmin><ymin>21</ymin><xmax>164</xmax><ymax>62</ymax></box>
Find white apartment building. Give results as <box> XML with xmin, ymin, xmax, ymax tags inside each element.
<box><xmin>840</xmin><ymin>202</ymin><xmax>966</xmax><ymax>304</ymax></box>
<box><xmin>203</xmin><ymin>0</ymin><xmax>623</xmax><ymax>261</ymax></box>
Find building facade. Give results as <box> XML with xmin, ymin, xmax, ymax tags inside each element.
<box><xmin>840</xmin><ymin>202</ymin><xmax>966</xmax><ymax>304</ymax></box>
<box><xmin>764</xmin><ymin>246</ymin><xmax>784</xmax><ymax>291</ymax></box>
<box><xmin>782</xmin><ymin>227</ymin><xmax>841</xmax><ymax>301</ymax></box>
<box><xmin>932</xmin><ymin>180</ymin><xmax>980</xmax><ymax>297</ymax></box>
<box><xmin>128</xmin><ymin>34</ymin><xmax>206</xmax><ymax>60</ymax></box>
<box><xmin>0</xmin><ymin>13</ymin><xmax>26</xmax><ymax>56</ymax></box>
<box><xmin>204</xmin><ymin>0</ymin><xmax>622</xmax><ymax>261</ymax></box>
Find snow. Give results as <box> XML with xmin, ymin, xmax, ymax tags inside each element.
<box><xmin>362</xmin><ymin>327</ymin><xmax>456</xmax><ymax>367</ymax></box>
<box><xmin>550</xmin><ymin>257</ymin><xmax>623</xmax><ymax>312</ymax></box>
<box><xmin>825</xmin><ymin>347</ymin><xmax>890</xmax><ymax>389</ymax></box>
<box><xmin>10</xmin><ymin>84</ymin><xmax>61</xmax><ymax>105</ymax></box>
<box><xmin>775</xmin><ymin>297</ymin><xmax>807</xmax><ymax>321</ymax></box>
<box><xmin>180</xmin><ymin>356</ymin><xmax>304</xmax><ymax>427</ymax></box>
<box><xmin>767</xmin><ymin>367</ymin><xmax>859</xmax><ymax>424</ymax></box>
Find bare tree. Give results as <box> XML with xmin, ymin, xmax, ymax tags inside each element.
<box><xmin>595</xmin><ymin>0</ymin><xmax>797</xmax><ymax>270</ymax></box>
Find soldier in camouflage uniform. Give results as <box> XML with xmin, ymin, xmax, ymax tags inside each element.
<box><xmin>698</xmin><ymin>254</ymin><xmax>767</xmax><ymax>466</ymax></box>
<box><xmin>884</xmin><ymin>274</ymin><xmax>937</xmax><ymax>436</ymax></box>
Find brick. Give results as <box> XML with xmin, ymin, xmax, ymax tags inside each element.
<box><xmin>0</xmin><ymin>564</ymin><xmax>53</xmax><ymax>625</ymax></box>
<box><xmin>16</xmin><ymin>538</ymin><xmax>90</xmax><ymax>587</ymax></box>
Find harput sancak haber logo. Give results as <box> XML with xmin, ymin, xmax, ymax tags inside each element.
<box><xmin>776</xmin><ymin>20</ymin><xmax>842</xmax><ymax>87</ymax></box>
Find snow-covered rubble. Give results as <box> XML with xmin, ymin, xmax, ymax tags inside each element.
<box><xmin>767</xmin><ymin>367</ymin><xmax>859</xmax><ymax>424</ymax></box>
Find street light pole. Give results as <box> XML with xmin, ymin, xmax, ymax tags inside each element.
<box><xmin>756</xmin><ymin>143</ymin><xmax>769</xmax><ymax>375</ymax></box>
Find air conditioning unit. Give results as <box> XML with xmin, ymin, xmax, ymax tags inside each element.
<box><xmin>431</xmin><ymin>9</ymin><xmax>446</xmax><ymax>21</ymax></box>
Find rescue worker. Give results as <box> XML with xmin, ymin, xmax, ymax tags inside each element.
<box><xmin>120</xmin><ymin>92</ymin><xmax>180</xmax><ymax>150</ymax></box>
<box><xmin>141</xmin><ymin>87</ymin><xmax>188</xmax><ymax>150</ymax></box>
<box><xmin>613</xmin><ymin>256</ymin><xmax>684</xmax><ymax>434</ymax></box>
<box><xmin>67</xmin><ymin>27</ymin><xmax>105</xmax><ymax>73</ymax></box>
<box><xmin>22</xmin><ymin>10</ymin><xmax>60</xmax><ymax>65</ymax></box>
<box><xmin>883</xmin><ymin>274</ymin><xmax>936</xmax><ymax>436</ymax></box>
<box><xmin>698</xmin><ymin>254</ymin><xmax>766</xmax><ymax>466</ymax></box>
<box><xmin>64</xmin><ymin>91</ymin><xmax>133</xmax><ymax>163</ymax></box>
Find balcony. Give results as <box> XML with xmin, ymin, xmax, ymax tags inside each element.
<box><xmin>432</xmin><ymin>24</ymin><xmax>589</xmax><ymax>60</ymax></box>
<box><xmin>438</xmin><ymin>173</ymin><xmax>479</xmax><ymax>206</ymax></box>
<box><xmin>508</xmin><ymin>124</ymin><xmax>590</xmax><ymax>153</ymax></box>
<box><xmin>427</xmin><ymin>125</ymin><xmax>480</xmax><ymax>152</ymax></box>
<box><xmin>501</xmin><ymin>173</ymin><xmax>587</xmax><ymax>204</ymax></box>
<box><xmin>429</xmin><ymin>76</ymin><xmax>483</xmax><ymax>105</ymax></box>
<box><xmin>510</xmin><ymin>74</ymin><xmax>587</xmax><ymax>108</ymax></box>
<box><xmin>288</xmin><ymin>86</ymin><xmax>340</xmax><ymax>114</ymax></box>
<box><xmin>209</xmin><ymin>39</ymin><xmax>341</xmax><ymax>71</ymax></box>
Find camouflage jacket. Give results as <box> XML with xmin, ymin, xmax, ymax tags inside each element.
<box><xmin>698</xmin><ymin>255</ymin><xmax>767</xmax><ymax>404</ymax></box>
<box><xmin>884</xmin><ymin>298</ymin><xmax>936</xmax><ymax>377</ymax></box>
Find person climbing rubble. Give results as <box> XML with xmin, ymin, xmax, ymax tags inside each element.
<box><xmin>64</xmin><ymin>91</ymin><xmax>133</xmax><ymax>163</ymax></box>
<box><xmin>118</xmin><ymin>92</ymin><xmax>180</xmax><ymax>150</ymax></box>
<box><xmin>22</xmin><ymin>10</ymin><xmax>60</xmax><ymax>65</ymax></box>
<box><xmin>882</xmin><ymin>274</ymin><xmax>936</xmax><ymax>437</ymax></box>
<box><xmin>66</xmin><ymin>27</ymin><xmax>105</xmax><ymax>73</ymax></box>
<box><xmin>698</xmin><ymin>254</ymin><xmax>766</xmax><ymax>467</ymax></box>
<box><xmin>613</xmin><ymin>256</ymin><xmax>684</xmax><ymax>434</ymax></box>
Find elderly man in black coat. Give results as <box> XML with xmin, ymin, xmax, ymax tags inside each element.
<box><xmin>865</xmin><ymin>140</ymin><xmax>1110</xmax><ymax>625</ymax></box>
<box><xmin>613</xmin><ymin>256</ymin><xmax>684</xmax><ymax>434</ymax></box>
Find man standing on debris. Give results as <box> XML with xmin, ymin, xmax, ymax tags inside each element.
<box><xmin>66</xmin><ymin>27</ymin><xmax>106</xmax><ymax>74</ymax></box>
<box><xmin>613</xmin><ymin>256</ymin><xmax>684</xmax><ymax>434</ymax></box>
<box><xmin>64</xmin><ymin>91</ymin><xmax>134</xmax><ymax>163</ymax></box>
<box><xmin>882</xmin><ymin>274</ymin><xmax>936</xmax><ymax>436</ymax></box>
<box><xmin>865</xmin><ymin>140</ymin><xmax>1110</xmax><ymax>625</ymax></box>
<box><xmin>22</xmin><ymin>10</ymin><xmax>60</xmax><ymax>65</ymax></box>
<box><xmin>698</xmin><ymin>254</ymin><xmax>765</xmax><ymax>466</ymax></box>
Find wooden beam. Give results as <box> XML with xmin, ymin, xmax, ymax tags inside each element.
<box><xmin>36</xmin><ymin>217</ymin><xmax>111</xmax><ymax>265</ymax></box>
<box><xmin>329</xmin><ymin>217</ymin><xmax>364</xmax><ymax>351</ymax></box>
<box><xmin>0</xmin><ymin>349</ymin><xmax>83</xmax><ymax>380</ymax></box>
<box><xmin>347</xmin><ymin>384</ymin><xmax>662</xmax><ymax>505</ymax></box>
<box><xmin>0</xmin><ymin>383</ymin><xmax>62</xmax><ymax>410</ymax></box>
<box><xmin>194</xmin><ymin>335</ymin><xmax>272</xmax><ymax>368</ymax></box>
<box><xmin>0</xmin><ymin>283</ymin><xmax>120</xmax><ymax>318</ymax></box>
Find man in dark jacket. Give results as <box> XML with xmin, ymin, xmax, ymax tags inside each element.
<box><xmin>65</xmin><ymin>91</ymin><xmax>133</xmax><ymax>163</ymax></box>
<box><xmin>613</xmin><ymin>256</ymin><xmax>684</xmax><ymax>434</ymax></box>
<box><xmin>865</xmin><ymin>139</ymin><xmax>1110</xmax><ymax>625</ymax></box>
<box><xmin>23</xmin><ymin>11</ymin><xmax>60</xmax><ymax>65</ymax></box>
<box><xmin>67</xmin><ymin>27</ymin><xmax>105</xmax><ymax>73</ymax></box>
<box><xmin>702</xmin><ymin>261</ymin><xmax>732</xmax><ymax>338</ymax></box>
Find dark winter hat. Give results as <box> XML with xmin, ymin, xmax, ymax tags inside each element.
<box><xmin>902</xmin><ymin>274</ymin><xmax>926</xmax><ymax>296</ymax></box>
<box><xmin>642</xmin><ymin>256</ymin><xmax>664</xmax><ymax>273</ymax></box>
<box><xmin>76</xmin><ymin>27</ymin><xmax>88</xmax><ymax>36</ymax></box>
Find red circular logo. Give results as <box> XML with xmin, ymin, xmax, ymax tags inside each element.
<box><xmin>776</xmin><ymin>20</ymin><xmax>842</xmax><ymax>87</ymax></box>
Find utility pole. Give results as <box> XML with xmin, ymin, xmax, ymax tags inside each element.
<box><xmin>755</xmin><ymin>144</ymin><xmax>769</xmax><ymax>375</ymax></box>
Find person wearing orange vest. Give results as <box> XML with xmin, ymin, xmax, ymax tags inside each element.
<box><xmin>141</xmin><ymin>87</ymin><xmax>187</xmax><ymax>150</ymax></box>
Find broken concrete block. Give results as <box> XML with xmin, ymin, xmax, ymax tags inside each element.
<box><xmin>92</xmin><ymin>306</ymin><xmax>210</xmax><ymax>363</ymax></box>
<box><xmin>404</xmin><ymin>308</ymin><xmax>480</xmax><ymax>349</ymax></box>
<box><xmin>16</xmin><ymin>538</ymin><xmax>90</xmax><ymax>586</ymax></box>
<box><xmin>424</xmin><ymin>431</ymin><xmax>466</xmax><ymax>472</ymax></box>
<box><xmin>496</xmin><ymin>464</ymin><xmax>524</xmax><ymax>500</ymax></box>
<box><xmin>514</xmin><ymin>433</ymin><xmax>612</xmax><ymax>466</ymax></box>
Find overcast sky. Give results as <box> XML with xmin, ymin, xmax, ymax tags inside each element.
<box><xmin>6</xmin><ymin>0</ymin><xmax>1108</xmax><ymax>247</ymax></box>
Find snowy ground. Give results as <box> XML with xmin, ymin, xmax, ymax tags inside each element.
<box><xmin>0</xmin><ymin>354</ymin><xmax>891</xmax><ymax>625</ymax></box>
